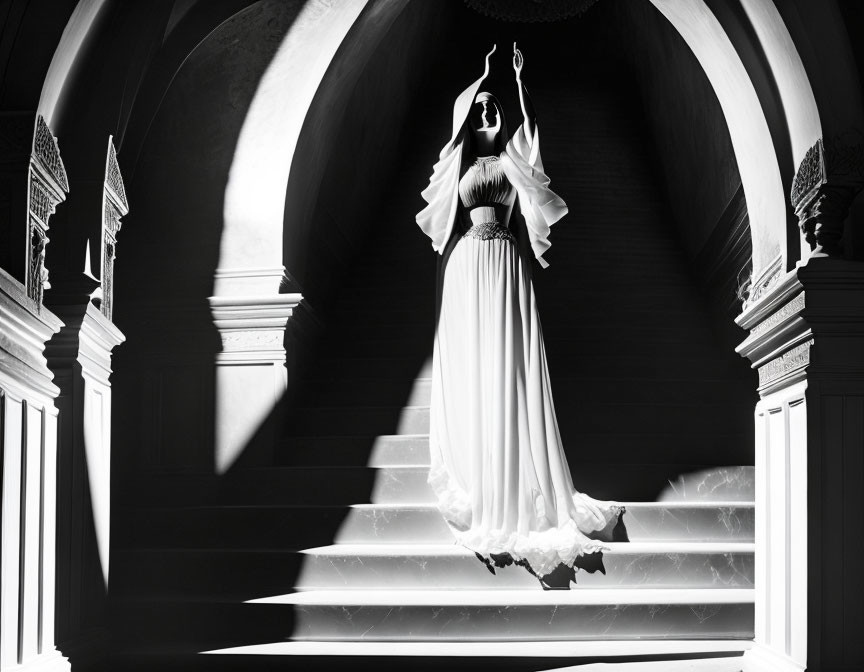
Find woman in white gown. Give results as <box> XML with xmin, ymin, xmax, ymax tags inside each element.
<box><xmin>416</xmin><ymin>44</ymin><xmax>623</xmax><ymax>580</ymax></box>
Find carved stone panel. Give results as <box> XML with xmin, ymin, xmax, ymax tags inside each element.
<box><xmin>757</xmin><ymin>339</ymin><xmax>813</xmax><ymax>388</ymax></box>
<box><xmin>791</xmin><ymin>133</ymin><xmax>864</xmax><ymax>257</ymax></box>
<box><xmin>27</xmin><ymin>116</ymin><xmax>69</xmax><ymax>304</ymax></box>
<box><xmin>99</xmin><ymin>139</ymin><xmax>129</xmax><ymax>320</ymax></box>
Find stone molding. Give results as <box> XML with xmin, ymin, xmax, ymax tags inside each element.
<box><xmin>737</xmin><ymin>266</ymin><xmax>812</xmax><ymax>396</ymax></box>
<box><xmin>757</xmin><ymin>339</ymin><xmax>813</xmax><ymax>388</ymax></box>
<box><xmin>209</xmin><ymin>293</ymin><xmax>303</xmax><ymax>363</ymax></box>
<box><xmin>0</xmin><ymin>267</ymin><xmax>64</xmax><ymax>400</ymax></box>
<box><xmin>213</xmin><ymin>266</ymin><xmax>288</xmax><ymax>297</ymax></box>
<box><xmin>750</xmin><ymin>293</ymin><xmax>805</xmax><ymax>338</ymax></box>
<box><xmin>736</xmin><ymin>259</ymin><xmax>864</xmax><ymax>392</ymax></box>
<box><xmin>47</xmin><ymin>302</ymin><xmax>126</xmax><ymax>385</ymax></box>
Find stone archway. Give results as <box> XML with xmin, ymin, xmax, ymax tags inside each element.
<box><xmin>13</xmin><ymin>0</ymin><xmax>860</xmax><ymax>669</ymax></box>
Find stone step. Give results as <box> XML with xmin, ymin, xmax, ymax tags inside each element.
<box><xmin>231</xmin><ymin>465</ymin><xmax>433</xmax><ymax>504</ymax></box>
<box><xmin>296</xmin><ymin>542</ymin><xmax>754</xmax><ymax>590</ymax></box>
<box><xmin>112</xmin><ymin>590</ymin><xmax>754</xmax><ymax>649</ymax></box>
<box><xmin>117</xmin><ymin>465</ymin><xmax>429</xmax><ymax>507</ymax></box>
<box><xmin>97</xmin><ymin>642</ymin><xmax>751</xmax><ymax>672</ymax></box>
<box><xmin>315</xmin><ymin>356</ymin><xmax>433</xmax><ymax>380</ymax></box>
<box><xmin>298</xmin><ymin>376</ymin><xmax>749</xmax><ymax>408</ymax></box>
<box><xmin>317</xmin><ymin>335</ymin><xmax>434</xmax><ymax>358</ymax></box>
<box><xmin>203</xmin><ymin>639</ymin><xmax>753</xmax><ymax>665</ymax></box>
<box><xmin>112</xmin><ymin>541</ymin><xmax>754</xmax><ymax>601</ymax></box>
<box><xmin>313</xmin><ymin>354</ymin><xmax>743</xmax><ymax>383</ymax></box>
<box><xmin>111</xmin><ymin>548</ymin><xmax>305</xmax><ymax>597</ymax></box>
<box><xmin>112</xmin><ymin>599</ymin><xmax>291</xmax><ymax>649</ymax></box>
<box><xmin>250</xmin><ymin>588</ymin><xmax>755</xmax><ymax>641</ymax></box>
<box><xmin>284</xmin><ymin>403</ymin><xmax>751</xmax><ymax>439</ymax></box>
<box><xmin>299</xmin><ymin>377</ymin><xmax>433</xmax><ymax>407</ymax></box>
<box><xmin>116</xmin><ymin>502</ymin><xmax>754</xmax><ymax>549</ymax></box>
<box><xmin>287</xmin><ymin>406</ymin><xmax>430</xmax><ymax>436</ymax></box>
<box><xmin>279</xmin><ymin>434</ymin><xmax>432</xmax><ymax>467</ymax></box>
<box><xmin>282</xmin><ymin>434</ymin><xmax>753</xmax><ymax>470</ymax></box>
<box><xmin>337</xmin><ymin>502</ymin><xmax>754</xmax><ymax>544</ymax></box>
<box><xmin>120</xmin><ymin>462</ymin><xmax>755</xmax><ymax>508</ymax></box>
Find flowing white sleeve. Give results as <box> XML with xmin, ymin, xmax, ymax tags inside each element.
<box><xmin>503</xmin><ymin>125</ymin><xmax>567</xmax><ymax>268</ymax></box>
<box><xmin>416</xmin><ymin>141</ymin><xmax>464</xmax><ymax>254</ymax></box>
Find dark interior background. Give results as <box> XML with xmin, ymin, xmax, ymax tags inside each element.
<box><xmin>106</xmin><ymin>0</ymin><xmax>757</xmax><ymax>476</ymax></box>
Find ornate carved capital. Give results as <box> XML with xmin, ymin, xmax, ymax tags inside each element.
<box><xmin>98</xmin><ymin>138</ymin><xmax>129</xmax><ymax>321</ymax></box>
<box><xmin>791</xmin><ymin>132</ymin><xmax>864</xmax><ymax>257</ymax></box>
<box><xmin>27</xmin><ymin>116</ymin><xmax>69</xmax><ymax>304</ymax></box>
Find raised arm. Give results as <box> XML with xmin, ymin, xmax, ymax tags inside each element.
<box><xmin>513</xmin><ymin>43</ymin><xmax>536</xmax><ymax>145</ymax></box>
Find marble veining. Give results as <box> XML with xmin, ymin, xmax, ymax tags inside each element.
<box><xmin>291</xmin><ymin>602</ymin><xmax>755</xmax><ymax>641</ymax></box>
<box><xmin>297</xmin><ymin>546</ymin><xmax>753</xmax><ymax>590</ymax></box>
<box><xmin>660</xmin><ymin>467</ymin><xmax>754</xmax><ymax>502</ymax></box>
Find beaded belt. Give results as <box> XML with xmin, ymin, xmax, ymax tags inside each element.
<box><xmin>462</xmin><ymin>221</ymin><xmax>515</xmax><ymax>243</ymax></box>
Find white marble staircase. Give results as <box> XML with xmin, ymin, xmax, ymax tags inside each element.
<box><xmin>199</xmin><ymin>375</ymin><xmax>755</xmax><ymax>664</ymax></box>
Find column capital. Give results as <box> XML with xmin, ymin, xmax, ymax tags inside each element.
<box><xmin>46</xmin><ymin>301</ymin><xmax>125</xmax><ymax>386</ymax></box>
<box><xmin>208</xmin><ymin>292</ymin><xmax>303</xmax><ymax>363</ymax></box>
<box><xmin>736</xmin><ymin>258</ymin><xmax>864</xmax><ymax>395</ymax></box>
<box><xmin>791</xmin><ymin>133</ymin><xmax>864</xmax><ymax>258</ymax></box>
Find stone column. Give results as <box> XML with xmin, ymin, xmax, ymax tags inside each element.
<box><xmin>46</xmin><ymin>290</ymin><xmax>124</xmax><ymax>666</ymax></box>
<box><xmin>44</xmin><ymin>138</ymin><xmax>128</xmax><ymax>667</ymax></box>
<box><xmin>738</xmin><ymin>135</ymin><xmax>864</xmax><ymax>672</ymax></box>
<box><xmin>0</xmin><ymin>115</ymin><xmax>69</xmax><ymax>672</ymax></box>
<box><xmin>208</xmin><ymin>291</ymin><xmax>303</xmax><ymax>473</ymax></box>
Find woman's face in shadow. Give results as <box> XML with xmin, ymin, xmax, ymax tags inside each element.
<box><xmin>472</xmin><ymin>99</ymin><xmax>500</xmax><ymax>133</ymax></box>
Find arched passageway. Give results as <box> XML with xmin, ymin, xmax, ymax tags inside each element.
<box><xmin>4</xmin><ymin>0</ymin><xmax>864</xmax><ymax>670</ymax></box>
<box><xmin>107</xmin><ymin>0</ymin><xmax>765</xmax><ymax>663</ymax></box>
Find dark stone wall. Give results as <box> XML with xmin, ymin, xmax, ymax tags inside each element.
<box><xmin>282</xmin><ymin>0</ymin><xmax>452</xmax><ymax>304</ymax></box>
<box><xmin>106</xmin><ymin>0</ymin><xmax>757</xmax><ymax>476</ymax></box>
<box><xmin>112</xmin><ymin>1</ymin><xmax>308</xmax><ymax>472</ymax></box>
<box><xmin>611</xmin><ymin>0</ymin><xmax>743</xmax><ymax>262</ymax></box>
<box><xmin>280</xmin><ymin>0</ymin><xmax>756</xmax><ymax>477</ymax></box>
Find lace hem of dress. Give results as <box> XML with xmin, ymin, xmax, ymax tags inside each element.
<box><xmin>427</xmin><ymin>462</ymin><xmax>624</xmax><ymax>578</ymax></box>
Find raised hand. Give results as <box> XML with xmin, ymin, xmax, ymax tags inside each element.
<box><xmin>513</xmin><ymin>42</ymin><xmax>524</xmax><ymax>80</ymax></box>
<box><xmin>482</xmin><ymin>43</ymin><xmax>497</xmax><ymax>78</ymax></box>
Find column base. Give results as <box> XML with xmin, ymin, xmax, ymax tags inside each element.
<box><xmin>742</xmin><ymin>644</ymin><xmax>806</xmax><ymax>672</ymax></box>
<box><xmin>10</xmin><ymin>649</ymin><xmax>70</xmax><ymax>672</ymax></box>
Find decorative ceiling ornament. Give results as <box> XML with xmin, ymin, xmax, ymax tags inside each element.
<box><xmin>464</xmin><ymin>0</ymin><xmax>601</xmax><ymax>23</ymax></box>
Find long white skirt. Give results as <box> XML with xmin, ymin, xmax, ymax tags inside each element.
<box><xmin>428</xmin><ymin>233</ymin><xmax>622</xmax><ymax>578</ymax></box>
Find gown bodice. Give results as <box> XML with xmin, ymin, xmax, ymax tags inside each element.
<box><xmin>458</xmin><ymin>155</ymin><xmax>513</xmax><ymax>209</ymax></box>
<box><xmin>458</xmin><ymin>156</ymin><xmax>514</xmax><ymax>234</ymax></box>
